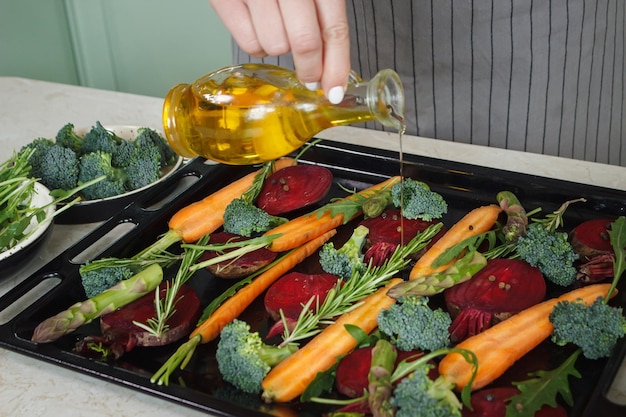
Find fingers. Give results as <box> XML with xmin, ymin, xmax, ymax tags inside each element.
<box><xmin>209</xmin><ymin>0</ymin><xmax>351</xmax><ymax>103</ymax></box>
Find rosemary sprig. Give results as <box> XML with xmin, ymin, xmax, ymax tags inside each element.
<box><xmin>279</xmin><ymin>222</ymin><xmax>444</xmax><ymax>346</ymax></box>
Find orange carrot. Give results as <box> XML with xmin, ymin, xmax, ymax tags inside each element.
<box><xmin>409</xmin><ymin>204</ymin><xmax>502</xmax><ymax>280</ymax></box>
<box><xmin>264</xmin><ymin>176</ymin><xmax>402</xmax><ymax>253</ymax></box>
<box><xmin>261</xmin><ymin>277</ymin><xmax>404</xmax><ymax>403</ymax></box>
<box><xmin>438</xmin><ymin>283</ymin><xmax>615</xmax><ymax>391</ymax></box>
<box><xmin>189</xmin><ymin>229</ymin><xmax>336</xmax><ymax>343</ymax></box>
<box><xmin>168</xmin><ymin>157</ymin><xmax>295</xmax><ymax>243</ymax></box>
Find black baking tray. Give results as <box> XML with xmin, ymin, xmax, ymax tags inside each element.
<box><xmin>0</xmin><ymin>140</ymin><xmax>625</xmax><ymax>417</ymax></box>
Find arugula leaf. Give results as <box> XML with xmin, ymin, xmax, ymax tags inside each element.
<box><xmin>506</xmin><ymin>349</ymin><xmax>581</xmax><ymax>417</ymax></box>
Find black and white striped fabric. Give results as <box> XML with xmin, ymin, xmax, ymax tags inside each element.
<box><xmin>233</xmin><ymin>0</ymin><xmax>626</xmax><ymax>166</ymax></box>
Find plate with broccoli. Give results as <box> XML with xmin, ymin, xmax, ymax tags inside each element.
<box><xmin>19</xmin><ymin>123</ymin><xmax>184</xmax><ymax>223</ymax></box>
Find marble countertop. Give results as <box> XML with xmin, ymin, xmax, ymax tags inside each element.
<box><xmin>0</xmin><ymin>76</ymin><xmax>624</xmax><ymax>416</ymax></box>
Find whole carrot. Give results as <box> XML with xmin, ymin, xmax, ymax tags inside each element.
<box><xmin>438</xmin><ymin>283</ymin><xmax>614</xmax><ymax>391</ymax></box>
<box><xmin>151</xmin><ymin>229</ymin><xmax>335</xmax><ymax>386</ymax></box>
<box><xmin>261</xmin><ymin>278</ymin><xmax>404</xmax><ymax>403</ymax></box>
<box><xmin>264</xmin><ymin>176</ymin><xmax>402</xmax><ymax>253</ymax></box>
<box><xmin>409</xmin><ymin>204</ymin><xmax>502</xmax><ymax>280</ymax></box>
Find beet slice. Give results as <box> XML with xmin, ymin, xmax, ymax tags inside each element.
<box><xmin>335</xmin><ymin>346</ymin><xmax>435</xmax><ymax>398</ymax></box>
<box><xmin>462</xmin><ymin>387</ymin><xmax>567</xmax><ymax>417</ymax></box>
<box><xmin>264</xmin><ymin>272</ymin><xmax>340</xmax><ymax>321</ymax></box>
<box><xmin>100</xmin><ymin>282</ymin><xmax>201</xmax><ymax>347</ymax></box>
<box><xmin>360</xmin><ymin>209</ymin><xmax>446</xmax><ymax>265</ymax></box>
<box><xmin>570</xmin><ymin>218</ymin><xmax>614</xmax><ymax>258</ymax></box>
<box><xmin>198</xmin><ymin>232</ymin><xmax>277</xmax><ymax>279</ymax></box>
<box><xmin>256</xmin><ymin>164</ymin><xmax>333</xmax><ymax>215</ymax></box>
<box><xmin>445</xmin><ymin>258</ymin><xmax>546</xmax><ymax>342</ymax></box>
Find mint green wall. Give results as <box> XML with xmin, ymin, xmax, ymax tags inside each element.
<box><xmin>0</xmin><ymin>0</ymin><xmax>232</xmax><ymax>98</ymax></box>
<box><xmin>0</xmin><ymin>0</ymin><xmax>79</xmax><ymax>85</ymax></box>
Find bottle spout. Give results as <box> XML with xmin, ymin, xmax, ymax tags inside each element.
<box><xmin>368</xmin><ymin>69</ymin><xmax>405</xmax><ymax>131</ymax></box>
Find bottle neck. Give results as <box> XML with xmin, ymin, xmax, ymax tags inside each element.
<box><xmin>343</xmin><ymin>69</ymin><xmax>405</xmax><ymax>131</ymax></box>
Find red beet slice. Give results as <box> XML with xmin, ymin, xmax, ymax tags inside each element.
<box><xmin>445</xmin><ymin>258</ymin><xmax>546</xmax><ymax>342</ymax></box>
<box><xmin>264</xmin><ymin>272</ymin><xmax>340</xmax><ymax>321</ymax></box>
<box><xmin>463</xmin><ymin>387</ymin><xmax>567</xmax><ymax>417</ymax></box>
<box><xmin>360</xmin><ymin>209</ymin><xmax>446</xmax><ymax>265</ymax></box>
<box><xmin>570</xmin><ymin>218</ymin><xmax>614</xmax><ymax>258</ymax></box>
<box><xmin>199</xmin><ymin>232</ymin><xmax>277</xmax><ymax>279</ymax></box>
<box><xmin>256</xmin><ymin>164</ymin><xmax>333</xmax><ymax>215</ymax></box>
<box><xmin>335</xmin><ymin>346</ymin><xmax>435</xmax><ymax>398</ymax></box>
<box><xmin>100</xmin><ymin>282</ymin><xmax>201</xmax><ymax>347</ymax></box>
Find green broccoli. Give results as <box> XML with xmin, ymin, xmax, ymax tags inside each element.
<box><xmin>37</xmin><ymin>144</ymin><xmax>79</xmax><ymax>191</ymax></box>
<box><xmin>55</xmin><ymin>123</ymin><xmax>83</xmax><ymax>153</ymax></box>
<box><xmin>549</xmin><ymin>296</ymin><xmax>626</xmax><ymax>359</ymax></box>
<box><xmin>19</xmin><ymin>138</ymin><xmax>54</xmax><ymax>179</ymax></box>
<box><xmin>134</xmin><ymin>127</ymin><xmax>178</xmax><ymax>167</ymax></box>
<box><xmin>80</xmin><ymin>265</ymin><xmax>135</xmax><ymax>298</ymax></box>
<box><xmin>515</xmin><ymin>222</ymin><xmax>578</xmax><ymax>286</ymax></box>
<box><xmin>377</xmin><ymin>295</ymin><xmax>451</xmax><ymax>352</ymax></box>
<box><xmin>77</xmin><ymin>151</ymin><xmax>125</xmax><ymax>199</ymax></box>
<box><xmin>318</xmin><ymin>224</ymin><xmax>369</xmax><ymax>279</ymax></box>
<box><xmin>222</xmin><ymin>197</ymin><xmax>288</xmax><ymax>237</ymax></box>
<box><xmin>391</xmin><ymin>364</ymin><xmax>462</xmax><ymax>417</ymax></box>
<box><xmin>216</xmin><ymin>319</ymin><xmax>297</xmax><ymax>394</ymax></box>
<box><xmin>81</xmin><ymin>121</ymin><xmax>123</xmax><ymax>155</ymax></box>
<box><xmin>111</xmin><ymin>139</ymin><xmax>137</xmax><ymax>168</ymax></box>
<box><xmin>124</xmin><ymin>146</ymin><xmax>161</xmax><ymax>190</ymax></box>
<box><xmin>391</xmin><ymin>179</ymin><xmax>448</xmax><ymax>221</ymax></box>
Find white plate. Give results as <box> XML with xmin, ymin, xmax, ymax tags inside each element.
<box><xmin>0</xmin><ymin>182</ymin><xmax>55</xmax><ymax>267</ymax></box>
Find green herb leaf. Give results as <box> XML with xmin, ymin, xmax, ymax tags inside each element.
<box><xmin>506</xmin><ymin>349</ymin><xmax>582</xmax><ymax>417</ymax></box>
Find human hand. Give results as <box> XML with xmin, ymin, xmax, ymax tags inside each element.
<box><xmin>209</xmin><ymin>0</ymin><xmax>351</xmax><ymax>103</ymax></box>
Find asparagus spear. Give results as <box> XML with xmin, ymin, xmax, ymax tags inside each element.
<box><xmin>31</xmin><ymin>263</ymin><xmax>163</xmax><ymax>343</ymax></box>
<box><xmin>368</xmin><ymin>339</ymin><xmax>398</xmax><ymax>417</ymax></box>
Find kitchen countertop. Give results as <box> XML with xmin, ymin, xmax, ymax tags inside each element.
<box><xmin>0</xmin><ymin>76</ymin><xmax>625</xmax><ymax>416</ymax></box>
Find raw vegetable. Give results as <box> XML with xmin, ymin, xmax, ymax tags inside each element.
<box><xmin>261</xmin><ymin>278</ymin><xmax>404</xmax><ymax>403</ymax></box>
<box><xmin>377</xmin><ymin>295</ymin><xmax>452</xmax><ymax>352</ymax></box>
<box><xmin>318</xmin><ymin>224</ymin><xmax>369</xmax><ymax>279</ymax></box>
<box><xmin>197</xmin><ymin>232</ymin><xmax>277</xmax><ymax>279</ymax></box>
<box><xmin>31</xmin><ymin>263</ymin><xmax>164</xmax><ymax>343</ymax></box>
<box><xmin>222</xmin><ymin>197</ymin><xmax>288</xmax><ymax>237</ymax></box>
<box><xmin>35</xmin><ymin>144</ymin><xmax>80</xmax><ymax>191</ymax></box>
<box><xmin>216</xmin><ymin>319</ymin><xmax>298</xmax><ymax>394</ymax></box>
<box><xmin>281</xmin><ymin>223</ymin><xmax>443</xmax><ymax>346</ymax></box>
<box><xmin>256</xmin><ymin>164</ymin><xmax>333</xmax><ymax>215</ymax></box>
<box><xmin>367</xmin><ymin>338</ymin><xmax>397</xmax><ymax>417</ymax></box>
<box><xmin>360</xmin><ymin>209</ymin><xmax>446</xmax><ymax>265</ymax></box>
<box><xmin>444</xmin><ymin>258</ymin><xmax>546</xmax><ymax>342</ymax></box>
<box><xmin>438</xmin><ymin>283</ymin><xmax>614</xmax><ymax>391</ymax></box>
<box><xmin>74</xmin><ymin>283</ymin><xmax>201</xmax><ymax>361</ymax></box>
<box><xmin>262</xmin><ymin>176</ymin><xmax>402</xmax><ymax>253</ymax></box>
<box><xmin>570</xmin><ymin>218</ymin><xmax>614</xmax><ymax>258</ymax></box>
<box><xmin>0</xmin><ymin>149</ymin><xmax>103</xmax><ymax>253</ymax></box>
<box><xmin>549</xmin><ymin>296</ymin><xmax>626</xmax><ymax>359</ymax></box>
<box><xmin>409</xmin><ymin>204</ymin><xmax>502</xmax><ymax>280</ymax></box>
<box><xmin>151</xmin><ymin>230</ymin><xmax>335</xmax><ymax>386</ymax></box>
<box><xmin>391</xmin><ymin>178</ymin><xmax>448</xmax><ymax>221</ymax></box>
<box><xmin>264</xmin><ymin>272</ymin><xmax>339</xmax><ymax>321</ymax></box>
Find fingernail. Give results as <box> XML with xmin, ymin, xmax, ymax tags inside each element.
<box><xmin>328</xmin><ymin>86</ymin><xmax>345</xmax><ymax>104</ymax></box>
<box><xmin>305</xmin><ymin>82</ymin><xmax>321</xmax><ymax>91</ymax></box>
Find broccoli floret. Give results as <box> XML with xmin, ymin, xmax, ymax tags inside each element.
<box><xmin>55</xmin><ymin>123</ymin><xmax>83</xmax><ymax>153</ymax></box>
<box><xmin>134</xmin><ymin>127</ymin><xmax>178</xmax><ymax>167</ymax></box>
<box><xmin>78</xmin><ymin>151</ymin><xmax>125</xmax><ymax>199</ymax></box>
<box><xmin>37</xmin><ymin>144</ymin><xmax>79</xmax><ymax>191</ymax></box>
<box><xmin>223</xmin><ymin>198</ymin><xmax>288</xmax><ymax>237</ymax></box>
<box><xmin>19</xmin><ymin>138</ymin><xmax>54</xmax><ymax>179</ymax></box>
<box><xmin>318</xmin><ymin>224</ymin><xmax>369</xmax><ymax>279</ymax></box>
<box><xmin>81</xmin><ymin>121</ymin><xmax>123</xmax><ymax>155</ymax></box>
<box><xmin>377</xmin><ymin>296</ymin><xmax>451</xmax><ymax>352</ymax></box>
<box><xmin>124</xmin><ymin>146</ymin><xmax>161</xmax><ymax>190</ymax></box>
<box><xmin>391</xmin><ymin>363</ymin><xmax>462</xmax><ymax>417</ymax></box>
<box><xmin>391</xmin><ymin>179</ymin><xmax>448</xmax><ymax>221</ymax></box>
<box><xmin>549</xmin><ymin>296</ymin><xmax>626</xmax><ymax>359</ymax></box>
<box><xmin>80</xmin><ymin>266</ymin><xmax>134</xmax><ymax>298</ymax></box>
<box><xmin>516</xmin><ymin>222</ymin><xmax>578</xmax><ymax>286</ymax></box>
<box><xmin>111</xmin><ymin>139</ymin><xmax>137</xmax><ymax>168</ymax></box>
<box><xmin>216</xmin><ymin>319</ymin><xmax>297</xmax><ymax>393</ymax></box>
